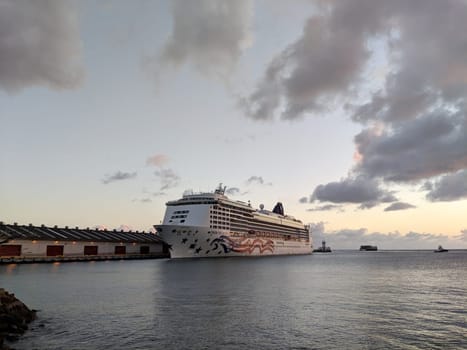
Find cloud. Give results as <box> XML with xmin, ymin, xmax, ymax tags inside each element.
<box><xmin>116</xmin><ymin>224</ymin><xmax>132</xmax><ymax>232</ymax></box>
<box><xmin>0</xmin><ymin>0</ymin><xmax>84</xmax><ymax>92</ymax></box>
<box><xmin>310</xmin><ymin>222</ymin><xmax>465</xmax><ymax>249</ymax></box>
<box><xmin>154</xmin><ymin>168</ymin><xmax>180</xmax><ymax>190</ymax></box>
<box><xmin>148</xmin><ymin>0</ymin><xmax>253</xmax><ymax>79</ymax></box>
<box><xmin>226</xmin><ymin>187</ymin><xmax>240</xmax><ymax>195</ymax></box>
<box><xmin>245</xmin><ymin>0</ymin><xmax>467</xmax><ymax>205</ymax></box>
<box><xmin>384</xmin><ymin>202</ymin><xmax>416</xmax><ymax>211</ymax></box>
<box><xmin>309</xmin><ymin>221</ymin><xmax>326</xmax><ymax>236</ymax></box>
<box><xmin>241</xmin><ymin>0</ymin><xmax>387</xmax><ymax>120</ymax></box>
<box><xmin>146</xmin><ymin>154</ymin><xmax>169</xmax><ymax>167</ymax></box>
<box><xmin>311</xmin><ymin>175</ymin><xmax>397</xmax><ymax>209</ymax></box>
<box><xmin>307</xmin><ymin>204</ymin><xmax>343</xmax><ymax>212</ymax></box>
<box><xmin>353</xmin><ymin>112</ymin><xmax>467</xmax><ymax>183</ymax></box>
<box><xmin>102</xmin><ymin>171</ymin><xmax>137</xmax><ymax>184</ymax></box>
<box><xmin>246</xmin><ymin>176</ymin><xmax>272</xmax><ymax>186</ymax></box>
<box><xmin>132</xmin><ymin>198</ymin><xmax>152</xmax><ymax>203</ymax></box>
<box><xmin>425</xmin><ymin>170</ymin><xmax>467</xmax><ymax>202</ymax></box>
<box><xmin>246</xmin><ymin>176</ymin><xmax>264</xmax><ymax>185</ymax></box>
<box><xmin>152</xmin><ymin>191</ymin><xmax>166</xmax><ymax>197</ymax></box>
<box><xmin>243</xmin><ymin>0</ymin><xmax>467</xmax><ymax>122</ymax></box>
<box><xmin>456</xmin><ymin>229</ymin><xmax>467</xmax><ymax>242</ymax></box>
<box><xmin>299</xmin><ymin>197</ymin><xmax>308</xmax><ymax>204</ymax></box>
<box><xmin>347</xmin><ymin>0</ymin><xmax>467</xmax><ymax>195</ymax></box>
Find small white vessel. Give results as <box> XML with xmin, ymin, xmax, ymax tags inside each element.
<box><xmin>155</xmin><ymin>184</ymin><xmax>313</xmax><ymax>258</ymax></box>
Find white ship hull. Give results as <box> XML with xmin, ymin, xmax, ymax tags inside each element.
<box><xmin>156</xmin><ymin>225</ymin><xmax>312</xmax><ymax>259</ymax></box>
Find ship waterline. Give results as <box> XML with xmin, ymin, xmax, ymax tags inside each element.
<box><xmin>155</xmin><ymin>185</ymin><xmax>313</xmax><ymax>258</ymax></box>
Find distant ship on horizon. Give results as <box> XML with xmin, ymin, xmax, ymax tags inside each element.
<box><xmin>434</xmin><ymin>245</ymin><xmax>448</xmax><ymax>253</ymax></box>
<box><xmin>313</xmin><ymin>240</ymin><xmax>331</xmax><ymax>253</ymax></box>
<box><xmin>155</xmin><ymin>184</ymin><xmax>313</xmax><ymax>258</ymax></box>
<box><xmin>360</xmin><ymin>245</ymin><xmax>378</xmax><ymax>251</ymax></box>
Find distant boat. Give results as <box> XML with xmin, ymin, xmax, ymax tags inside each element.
<box><xmin>434</xmin><ymin>245</ymin><xmax>448</xmax><ymax>253</ymax></box>
<box><xmin>313</xmin><ymin>240</ymin><xmax>331</xmax><ymax>253</ymax></box>
<box><xmin>359</xmin><ymin>245</ymin><xmax>377</xmax><ymax>251</ymax></box>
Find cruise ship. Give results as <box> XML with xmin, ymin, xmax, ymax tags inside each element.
<box><xmin>154</xmin><ymin>185</ymin><xmax>313</xmax><ymax>258</ymax></box>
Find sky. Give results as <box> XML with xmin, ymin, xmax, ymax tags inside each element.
<box><xmin>1</xmin><ymin>0</ymin><xmax>467</xmax><ymax>249</ymax></box>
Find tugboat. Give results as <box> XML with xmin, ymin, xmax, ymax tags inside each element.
<box><xmin>434</xmin><ymin>245</ymin><xmax>448</xmax><ymax>253</ymax></box>
<box><xmin>313</xmin><ymin>240</ymin><xmax>331</xmax><ymax>253</ymax></box>
<box><xmin>359</xmin><ymin>245</ymin><xmax>377</xmax><ymax>251</ymax></box>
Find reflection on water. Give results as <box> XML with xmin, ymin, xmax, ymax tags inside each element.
<box><xmin>1</xmin><ymin>251</ymin><xmax>466</xmax><ymax>349</ymax></box>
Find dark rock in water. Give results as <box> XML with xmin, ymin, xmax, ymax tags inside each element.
<box><xmin>0</xmin><ymin>288</ymin><xmax>36</xmax><ymax>350</ymax></box>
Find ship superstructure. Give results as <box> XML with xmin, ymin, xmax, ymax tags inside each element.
<box><xmin>155</xmin><ymin>184</ymin><xmax>313</xmax><ymax>258</ymax></box>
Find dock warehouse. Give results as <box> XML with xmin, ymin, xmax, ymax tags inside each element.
<box><xmin>0</xmin><ymin>222</ymin><xmax>168</xmax><ymax>263</ymax></box>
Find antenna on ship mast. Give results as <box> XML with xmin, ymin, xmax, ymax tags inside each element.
<box><xmin>215</xmin><ymin>183</ymin><xmax>225</xmax><ymax>195</ymax></box>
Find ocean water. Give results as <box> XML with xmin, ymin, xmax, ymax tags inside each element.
<box><xmin>1</xmin><ymin>251</ymin><xmax>466</xmax><ymax>350</ymax></box>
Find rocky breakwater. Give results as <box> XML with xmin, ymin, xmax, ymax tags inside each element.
<box><xmin>0</xmin><ymin>289</ymin><xmax>36</xmax><ymax>350</ymax></box>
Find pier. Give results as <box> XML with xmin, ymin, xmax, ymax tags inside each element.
<box><xmin>0</xmin><ymin>222</ymin><xmax>169</xmax><ymax>264</ymax></box>
<box><xmin>0</xmin><ymin>253</ymin><xmax>167</xmax><ymax>264</ymax></box>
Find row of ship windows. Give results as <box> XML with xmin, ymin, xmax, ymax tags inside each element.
<box><xmin>212</xmin><ymin>205</ymin><xmax>251</xmax><ymax>215</ymax></box>
<box><xmin>210</xmin><ymin>213</ymin><xmax>230</xmax><ymax>217</ymax></box>
<box><xmin>171</xmin><ymin>215</ymin><xmax>187</xmax><ymax>219</ymax></box>
<box><xmin>211</xmin><ymin>215</ymin><xmax>230</xmax><ymax>220</ymax></box>
<box><xmin>210</xmin><ymin>225</ymin><xmax>228</xmax><ymax>229</ymax></box>
<box><xmin>174</xmin><ymin>210</ymin><xmax>190</xmax><ymax>214</ymax></box>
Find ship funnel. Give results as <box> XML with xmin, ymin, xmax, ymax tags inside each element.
<box><xmin>272</xmin><ymin>202</ymin><xmax>284</xmax><ymax>215</ymax></box>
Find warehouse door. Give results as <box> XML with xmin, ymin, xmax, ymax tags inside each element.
<box><xmin>0</xmin><ymin>245</ymin><xmax>22</xmax><ymax>256</ymax></box>
<box><xmin>84</xmin><ymin>246</ymin><xmax>98</xmax><ymax>255</ymax></box>
<box><xmin>115</xmin><ymin>246</ymin><xmax>126</xmax><ymax>255</ymax></box>
<box><xmin>140</xmin><ymin>246</ymin><xmax>150</xmax><ymax>254</ymax></box>
<box><xmin>46</xmin><ymin>245</ymin><xmax>64</xmax><ymax>256</ymax></box>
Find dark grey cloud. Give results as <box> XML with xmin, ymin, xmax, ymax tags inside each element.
<box><xmin>425</xmin><ymin>170</ymin><xmax>467</xmax><ymax>202</ymax></box>
<box><xmin>354</xmin><ymin>112</ymin><xmax>467</xmax><ymax>182</ymax></box>
<box><xmin>310</xmin><ymin>222</ymin><xmax>465</xmax><ymax>249</ymax></box>
<box><xmin>299</xmin><ymin>196</ymin><xmax>308</xmax><ymax>204</ymax></box>
<box><xmin>0</xmin><ymin>0</ymin><xmax>84</xmax><ymax>92</ymax></box>
<box><xmin>241</xmin><ymin>13</ymin><xmax>370</xmax><ymax>120</ymax></box>
<box><xmin>243</xmin><ymin>0</ymin><xmax>467</xmax><ymax>123</ymax></box>
<box><xmin>249</xmin><ymin>0</ymin><xmax>467</xmax><ymax>204</ymax></box>
<box><xmin>102</xmin><ymin>171</ymin><xmax>137</xmax><ymax>184</ymax></box>
<box><xmin>311</xmin><ymin>176</ymin><xmax>397</xmax><ymax>209</ymax></box>
<box><xmin>349</xmin><ymin>1</ymin><xmax>467</xmax><ymax>125</ymax></box>
<box><xmin>154</xmin><ymin>168</ymin><xmax>180</xmax><ymax>190</ymax></box>
<box><xmin>347</xmin><ymin>1</ymin><xmax>467</xmax><ymax>197</ymax></box>
<box><xmin>150</xmin><ymin>0</ymin><xmax>252</xmax><ymax>79</ymax></box>
<box><xmin>384</xmin><ymin>202</ymin><xmax>416</xmax><ymax>212</ymax></box>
